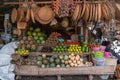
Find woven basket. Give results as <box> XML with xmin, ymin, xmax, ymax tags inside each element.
<box><xmin>17</xmin><ymin>22</ymin><xmax>27</xmax><ymax>29</ymax></box>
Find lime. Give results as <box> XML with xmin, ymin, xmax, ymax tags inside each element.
<box><xmin>35</xmin><ymin>28</ymin><xmax>41</xmax><ymax>32</ymax></box>
<box><xmin>36</xmin><ymin>40</ymin><xmax>41</xmax><ymax>44</ymax></box>
<box><xmin>37</xmin><ymin>32</ymin><xmax>42</xmax><ymax>36</ymax></box>
<box><xmin>32</xmin><ymin>32</ymin><xmax>37</xmax><ymax>36</ymax></box>
<box><xmin>41</xmin><ymin>40</ymin><xmax>45</xmax><ymax>44</ymax></box>
<box><xmin>34</xmin><ymin>36</ymin><xmax>38</xmax><ymax>40</ymax></box>
<box><xmin>30</xmin><ymin>27</ymin><xmax>33</xmax><ymax>31</ymax></box>
<box><xmin>39</xmin><ymin>37</ymin><xmax>44</xmax><ymax>40</ymax></box>
<box><xmin>27</xmin><ymin>31</ymin><xmax>32</xmax><ymax>36</ymax></box>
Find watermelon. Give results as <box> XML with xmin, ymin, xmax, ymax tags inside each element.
<box><xmin>55</xmin><ymin>59</ymin><xmax>60</xmax><ymax>64</ymax></box>
<box><xmin>36</xmin><ymin>56</ymin><xmax>42</xmax><ymax>61</ymax></box>
<box><xmin>41</xmin><ymin>64</ymin><xmax>45</xmax><ymax>68</ymax></box>
<box><xmin>50</xmin><ymin>58</ymin><xmax>54</xmax><ymax>63</ymax></box>
<box><xmin>64</xmin><ymin>55</ymin><xmax>69</xmax><ymax>60</ymax></box>
<box><xmin>50</xmin><ymin>63</ymin><xmax>56</xmax><ymax>68</ymax></box>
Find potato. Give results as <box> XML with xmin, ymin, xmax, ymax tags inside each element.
<box><xmin>70</xmin><ymin>63</ymin><xmax>74</xmax><ymax>67</ymax></box>
<box><xmin>73</xmin><ymin>60</ymin><xmax>76</xmax><ymax>64</ymax></box>
<box><xmin>64</xmin><ymin>61</ymin><xmax>69</xmax><ymax>65</ymax></box>
<box><xmin>70</xmin><ymin>57</ymin><xmax>75</xmax><ymax>61</ymax></box>
<box><xmin>74</xmin><ymin>64</ymin><xmax>78</xmax><ymax>67</ymax></box>
<box><xmin>80</xmin><ymin>58</ymin><xmax>83</xmax><ymax>62</ymax></box>
<box><xmin>75</xmin><ymin>55</ymin><xmax>80</xmax><ymax>61</ymax></box>
<box><xmin>23</xmin><ymin>36</ymin><xmax>27</xmax><ymax>40</ymax></box>
<box><xmin>77</xmin><ymin>61</ymin><xmax>81</xmax><ymax>65</ymax></box>
<box><xmin>68</xmin><ymin>60</ymin><xmax>72</xmax><ymax>64</ymax></box>
<box><xmin>28</xmin><ymin>36</ymin><xmax>33</xmax><ymax>41</ymax></box>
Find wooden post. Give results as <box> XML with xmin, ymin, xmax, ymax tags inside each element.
<box><xmin>89</xmin><ymin>75</ymin><xmax>93</xmax><ymax>80</ymax></box>
<box><xmin>85</xmin><ymin>27</ymin><xmax>88</xmax><ymax>44</ymax></box>
<box><xmin>83</xmin><ymin>22</ymin><xmax>88</xmax><ymax>44</ymax></box>
<box><xmin>16</xmin><ymin>75</ymin><xmax>22</xmax><ymax>80</ymax></box>
<box><xmin>57</xmin><ymin>75</ymin><xmax>61</xmax><ymax>80</ymax></box>
<box><xmin>4</xmin><ymin>1</ymin><xmax>107</xmax><ymax>5</ymax></box>
<box><xmin>75</xmin><ymin>21</ymin><xmax>77</xmax><ymax>34</ymax></box>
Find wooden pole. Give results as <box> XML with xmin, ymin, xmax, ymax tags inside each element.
<box><xmin>83</xmin><ymin>21</ymin><xmax>88</xmax><ymax>44</ymax></box>
<box><xmin>4</xmin><ymin>1</ymin><xmax>52</xmax><ymax>5</ymax></box>
<box><xmin>85</xmin><ymin>26</ymin><xmax>88</xmax><ymax>44</ymax></box>
<box><xmin>4</xmin><ymin>1</ymin><xmax>107</xmax><ymax>5</ymax></box>
<box><xmin>75</xmin><ymin>21</ymin><xmax>77</xmax><ymax>34</ymax></box>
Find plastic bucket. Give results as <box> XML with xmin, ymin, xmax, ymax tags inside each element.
<box><xmin>99</xmin><ymin>74</ymin><xmax>109</xmax><ymax>80</ymax></box>
<box><xmin>93</xmin><ymin>57</ymin><xmax>105</xmax><ymax>66</ymax></box>
<box><xmin>100</xmin><ymin>46</ymin><xmax>106</xmax><ymax>51</ymax></box>
<box><xmin>104</xmin><ymin>52</ymin><xmax>109</xmax><ymax>58</ymax></box>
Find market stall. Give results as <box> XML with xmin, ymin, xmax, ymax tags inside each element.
<box><xmin>0</xmin><ymin>0</ymin><xmax>119</xmax><ymax>80</ymax></box>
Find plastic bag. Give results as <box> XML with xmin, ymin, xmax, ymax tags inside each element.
<box><xmin>8</xmin><ymin>64</ymin><xmax>15</xmax><ymax>72</ymax></box>
<box><xmin>0</xmin><ymin>42</ymin><xmax>18</xmax><ymax>80</ymax></box>
<box><xmin>0</xmin><ymin>65</ymin><xmax>9</xmax><ymax>74</ymax></box>
<box><xmin>0</xmin><ymin>42</ymin><xmax>18</xmax><ymax>55</ymax></box>
<box><xmin>0</xmin><ymin>54</ymin><xmax>11</xmax><ymax>66</ymax></box>
<box><xmin>8</xmin><ymin>72</ymin><xmax>15</xmax><ymax>80</ymax></box>
<box><xmin>0</xmin><ymin>72</ymin><xmax>15</xmax><ymax>80</ymax></box>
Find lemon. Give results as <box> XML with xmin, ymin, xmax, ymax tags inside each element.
<box><xmin>26</xmin><ymin>50</ymin><xmax>29</xmax><ymax>53</ymax></box>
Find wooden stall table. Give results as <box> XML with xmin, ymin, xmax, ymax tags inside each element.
<box><xmin>13</xmin><ymin>52</ymin><xmax>117</xmax><ymax>80</ymax></box>
<box><xmin>14</xmin><ymin>65</ymin><xmax>116</xmax><ymax>80</ymax></box>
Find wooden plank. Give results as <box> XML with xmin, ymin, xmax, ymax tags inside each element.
<box><xmin>4</xmin><ymin>1</ymin><xmax>107</xmax><ymax>5</ymax></box>
<box><xmin>15</xmin><ymin>65</ymin><xmax>39</xmax><ymax>76</ymax></box>
<box><xmin>14</xmin><ymin>65</ymin><xmax>115</xmax><ymax>76</ymax></box>
<box><xmin>38</xmin><ymin>66</ymin><xmax>115</xmax><ymax>75</ymax></box>
<box><xmin>57</xmin><ymin>75</ymin><xmax>61</xmax><ymax>80</ymax></box>
<box><xmin>29</xmin><ymin>52</ymin><xmax>92</xmax><ymax>56</ymax></box>
<box><xmin>85</xmin><ymin>27</ymin><xmax>88</xmax><ymax>44</ymax></box>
